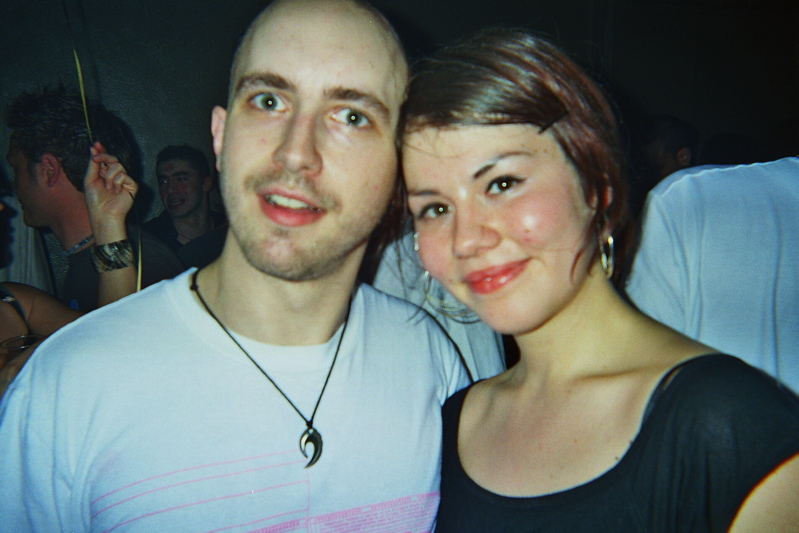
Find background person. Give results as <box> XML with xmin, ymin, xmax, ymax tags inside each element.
<box><xmin>401</xmin><ymin>27</ymin><xmax>799</xmax><ymax>531</ymax></box>
<box><xmin>626</xmin><ymin>157</ymin><xmax>799</xmax><ymax>393</ymax></box>
<box><xmin>1</xmin><ymin>141</ymin><xmax>141</xmax><ymax>396</ymax></box>
<box><xmin>143</xmin><ymin>144</ymin><xmax>227</xmax><ymax>268</ymax></box>
<box><xmin>4</xmin><ymin>86</ymin><xmax>184</xmax><ymax>311</ymax></box>
<box><xmin>630</xmin><ymin>113</ymin><xmax>699</xmax><ymax>217</ymax></box>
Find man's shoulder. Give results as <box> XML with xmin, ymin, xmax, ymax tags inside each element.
<box><xmin>21</xmin><ymin>272</ymin><xmax>192</xmax><ymax>373</ymax></box>
<box><xmin>57</xmin><ymin>271</ymin><xmax>190</xmax><ymax>336</ymax></box>
<box><xmin>355</xmin><ymin>283</ymin><xmax>460</xmax><ymax>352</ymax></box>
<box><xmin>132</xmin><ymin>225</ymin><xmax>187</xmax><ymax>278</ymax></box>
<box><xmin>141</xmin><ymin>211</ymin><xmax>173</xmax><ymax>232</ymax></box>
<box><xmin>652</xmin><ymin>158</ymin><xmax>799</xmax><ymax>198</ymax></box>
<box><xmin>140</xmin><ymin>213</ymin><xmax>181</xmax><ymax>251</ymax></box>
<box><xmin>357</xmin><ymin>281</ymin><xmax>429</xmax><ymax>319</ymax></box>
<box><xmin>355</xmin><ymin>282</ymin><xmax>470</xmax><ymax>389</ymax></box>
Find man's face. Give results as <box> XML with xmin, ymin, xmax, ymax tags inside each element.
<box><xmin>212</xmin><ymin>0</ymin><xmax>407</xmax><ymax>281</ymax></box>
<box><xmin>5</xmin><ymin>143</ymin><xmax>47</xmax><ymax>228</ymax></box>
<box><xmin>157</xmin><ymin>159</ymin><xmax>211</xmax><ymax>219</ymax></box>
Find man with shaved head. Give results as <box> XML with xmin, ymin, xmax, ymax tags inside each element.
<box><xmin>0</xmin><ymin>1</ymin><xmax>469</xmax><ymax>530</ymax></box>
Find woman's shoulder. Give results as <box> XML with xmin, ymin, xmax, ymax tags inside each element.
<box><xmin>647</xmin><ymin>354</ymin><xmax>799</xmax><ymax>443</ymax></box>
<box><xmin>661</xmin><ymin>354</ymin><xmax>797</xmax><ymax>403</ymax></box>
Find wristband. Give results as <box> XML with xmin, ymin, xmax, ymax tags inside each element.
<box><xmin>91</xmin><ymin>239</ymin><xmax>135</xmax><ymax>273</ymax></box>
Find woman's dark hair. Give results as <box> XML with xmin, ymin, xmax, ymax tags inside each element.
<box><xmin>404</xmin><ymin>27</ymin><xmax>633</xmax><ymax>284</ymax></box>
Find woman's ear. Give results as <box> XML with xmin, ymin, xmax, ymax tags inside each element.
<box><xmin>601</xmin><ymin>185</ymin><xmax>614</xmax><ymax>212</ymax></box>
<box><xmin>588</xmin><ymin>178</ymin><xmax>614</xmax><ymax>213</ymax></box>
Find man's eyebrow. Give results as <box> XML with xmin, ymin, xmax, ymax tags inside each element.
<box><xmin>234</xmin><ymin>72</ymin><xmax>293</xmax><ymax>95</ymax></box>
<box><xmin>325</xmin><ymin>87</ymin><xmax>391</xmax><ymax>124</ymax></box>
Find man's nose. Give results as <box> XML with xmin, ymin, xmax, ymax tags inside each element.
<box><xmin>273</xmin><ymin>114</ymin><xmax>323</xmax><ymax>176</ymax></box>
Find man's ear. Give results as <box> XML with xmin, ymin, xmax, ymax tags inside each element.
<box><xmin>202</xmin><ymin>175</ymin><xmax>214</xmax><ymax>192</ymax></box>
<box><xmin>39</xmin><ymin>153</ymin><xmax>64</xmax><ymax>187</ymax></box>
<box><xmin>211</xmin><ymin>106</ymin><xmax>227</xmax><ymax>173</ymax></box>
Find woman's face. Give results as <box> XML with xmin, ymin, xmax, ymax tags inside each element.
<box><xmin>403</xmin><ymin>124</ymin><xmax>597</xmax><ymax>335</ymax></box>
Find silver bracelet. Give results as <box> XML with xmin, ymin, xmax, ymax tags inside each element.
<box><xmin>91</xmin><ymin>239</ymin><xmax>135</xmax><ymax>273</ymax></box>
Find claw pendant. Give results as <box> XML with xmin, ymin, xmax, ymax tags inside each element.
<box><xmin>300</xmin><ymin>427</ymin><xmax>323</xmax><ymax>468</ymax></box>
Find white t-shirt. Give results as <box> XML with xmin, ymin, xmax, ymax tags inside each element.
<box><xmin>374</xmin><ymin>231</ymin><xmax>506</xmax><ymax>381</ymax></box>
<box><xmin>626</xmin><ymin>158</ymin><xmax>799</xmax><ymax>392</ymax></box>
<box><xmin>0</xmin><ymin>269</ymin><xmax>470</xmax><ymax>532</ymax></box>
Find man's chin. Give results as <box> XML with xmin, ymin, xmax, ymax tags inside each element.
<box><xmin>21</xmin><ymin>215</ymin><xmax>42</xmax><ymax>229</ymax></box>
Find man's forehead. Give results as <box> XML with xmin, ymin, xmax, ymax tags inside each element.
<box><xmin>233</xmin><ymin>1</ymin><xmax>407</xmax><ymax>112</ymax></box>
<box><xmin>158</xmin><ymin>159</ymin><xmax>197</xmax><ymax>175</ymax></box>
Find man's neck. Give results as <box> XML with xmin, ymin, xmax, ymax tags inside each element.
<box><xmin>195</xmin><ymin>244</ymin><xmax>361</xmax><ymax>346</ymax></box>
<box><xmin>51</xmin><ymin>199</ymin><xmax>95</xmax><ymax>253</ymax></box>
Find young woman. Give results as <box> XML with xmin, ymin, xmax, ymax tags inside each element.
<box><xmin>401</xmin><ymin>28</ymin><xmax>799</xmax><ymax>531</ymax></box>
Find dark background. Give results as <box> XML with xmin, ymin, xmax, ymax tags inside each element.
<box><xmin>1</xmin><ymin>0</ymin><xmax>797</xmax><ymax>283</ymax></box>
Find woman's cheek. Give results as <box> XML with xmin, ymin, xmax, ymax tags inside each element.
<box><xmin>418</xmin><ymin>233</ymin><xmax>451</xmax><ymax>280</ymax></box>
<box><xmin>511</xmin><ymin>194</ymin><xmax>573</xmax><ymax>248</ymax></box>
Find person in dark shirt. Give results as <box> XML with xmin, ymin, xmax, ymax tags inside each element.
<box><xmin>5</xmin><ymin>86</ymin><xmax>184</xmax><ymax>311</ymax></box>
<box><xmin>143</xmin><ymin>145</ymin><xmax>226</xmax><ymax>268</ymax></box>
<box><xmin>401</xmin><ymin>27</ymin><xmax>799</xmax><ymax>531</ymax></box>
<box><xmin>1</xmin><ymin>142</ymin><xmax>143</xmax><ymax>396</ymax></box>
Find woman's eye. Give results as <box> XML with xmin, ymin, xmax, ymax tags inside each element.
<box><xmin>251</xmin><ymin>92</ymin><xmax>285</xmax><ymax>111</ymax></box>
<box><xmin>487</xmin><ymin>176</ymin><xmax>522</xmax><ymax>195</ymax></box>
<box><xmin>333</xmin><ymin>108</ymin><xmax>370</xmax><ymax>127</ymax></box>
<box><xmin>417</xmin><ymin>203</ymin><xmax>450</xmax><ymax>220</ymax></box>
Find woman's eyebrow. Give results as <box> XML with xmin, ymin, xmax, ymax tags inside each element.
<box><xmin>473</xmin><ymin>151</ymin><xmax>532</xmax><ymax>179</ymax></box>
<box><xmin>406</xmin><ymin>188</ymin><xmax>439</xmax><ymax>198</ymax></box>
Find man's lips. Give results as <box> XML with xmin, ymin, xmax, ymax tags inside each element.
<box><xmin>260</xmin><ymin>192</ymin><xmax>326</xmax><ymax>227</ymax></box>
<box><xmin>463</xmin><ymin>260</ymin><xmax>529</xmax><ymax>294</ymax></box>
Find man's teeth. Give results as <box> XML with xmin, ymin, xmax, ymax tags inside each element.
<box><xmin>266</xmin><ymin>194</ymin><xmax>319</xmax><ymax>211</ymax></box>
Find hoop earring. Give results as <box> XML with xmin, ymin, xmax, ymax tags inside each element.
<box><xmin>422</xmin><ymin>271</ymin><xmax>479</xmax><ymax>322</ymax></box>
<box><xmin>599</xmin><ymin>234</ymin><xmax>615</xmax><ymax>279</ymax></box>
<box><xmin>413</xmin><ymin>232</ymin><xmax>419</xmax><ymax>252</ymax></box>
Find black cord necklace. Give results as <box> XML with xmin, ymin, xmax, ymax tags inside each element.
<box><xmin>190</xmin><ymin>269</ymin><xmax>350</xmax><ymax>468</ymax></box>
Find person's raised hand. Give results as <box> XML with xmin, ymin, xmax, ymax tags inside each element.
<box><xmin>84</xmin><ymin>141</ymin><xmax>138</xmax><ymax>243</ymax></box>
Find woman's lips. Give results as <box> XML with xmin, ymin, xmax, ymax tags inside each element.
<box><xmin>463</xmin><ymin>260</ymin><xmax>529</xmax><ymax>294</ymax></box>
<box><xmin>260</xmin><ymin>192</ymin><xmax>325</xmax><ymax>227</ymax></box>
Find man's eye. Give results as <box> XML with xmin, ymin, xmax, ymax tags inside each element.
<box><xmin>251</xmin><ymin>92</ymin><xmax>285</xmax><ymax>111</ymax></box>
<box><xmin>418</xmin><ymin>203</ymin><xmax>450</xmax><ymax>220</ymax></box>
<box><xmin>333</xmin><ymin>108</ymin><xmax>370</xmax><ymax>127</ymax></box>
<box><xmin>487</xmin><ymin>176</ymin><xmax>522</xmax><ymax>195</ymax></box>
